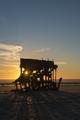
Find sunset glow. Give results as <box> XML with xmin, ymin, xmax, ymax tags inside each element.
<box><xmin>0</xmin><ymin>0</ymin><xmax>80</xmax><ymax>80</ymax></box>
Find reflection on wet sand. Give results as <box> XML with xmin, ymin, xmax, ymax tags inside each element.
<box><xmin>0</xmin><ymin>90</ymin><xmax>80</xmax><ymax>120</ymax></box>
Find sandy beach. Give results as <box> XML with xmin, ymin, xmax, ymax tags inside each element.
<box><xmin>0</xmin><ymin>87</ymin><xmax>80</xmax><ymax>120</ymax></box>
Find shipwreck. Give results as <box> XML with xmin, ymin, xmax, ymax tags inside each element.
<box><xmin>14</xmin><ymin>58</ymin><xmax>62</xmax><ymax>91</ymax></box>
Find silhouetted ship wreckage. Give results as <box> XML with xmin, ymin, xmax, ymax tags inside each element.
<box><xmin>14</xmin><ymin>58</ymin><xmax>62</xmax><ymax>91</ymax></box>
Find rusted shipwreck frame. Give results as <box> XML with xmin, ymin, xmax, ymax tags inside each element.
<box><xmin>14</xmin><ymin>58</ymin><xmax>62</xmax><ymax>91</ymax></box>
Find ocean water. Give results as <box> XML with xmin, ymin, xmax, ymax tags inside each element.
<box><xmin>0</xmin><ymin>79</ymin><xmax>80</xmax><ymax>93</ymax></box>
<box><xmin>60</xmin><ymin>79</ymin><xmax>80</xmax><ymax>93</ymax></box>
<box><xmin>0</xmin><ymin>79</ymin><xmax>15</xmax><ymax>93</ymax></box>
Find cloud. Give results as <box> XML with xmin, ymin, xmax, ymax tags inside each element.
<box><xmin>0</xmin><ymin>43</ymin><xmax>22</xmax><ymax>52</ymax></box>
<box><xmin>55</xmin><ymin>61</ymin><xmax>67</xmax><ymax>65</ymax></box>
<box><xmin>0</xmin><ymin>43</ymin><xmax>23</xmax><ymax>67</ymax></box>
<box><xmin>33</xmin><ymin>48</ymin><xmax>51</xmax><ymax>53</ymax></box>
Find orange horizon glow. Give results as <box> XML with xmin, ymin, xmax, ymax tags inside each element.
<box><xmin>0</xmin><ymin>66</ymin><xmax>80</xmax><ymax>80</ymax></box>
<box><xmin>0</xmin><ymin>57</ymin><xmax>80</xmax><ymax>80</ymax></box>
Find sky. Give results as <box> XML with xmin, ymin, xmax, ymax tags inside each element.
<box><xmin>0</xmin><ymin>0</ymin><xmax>80</xmax><ymax>80</ymax></box>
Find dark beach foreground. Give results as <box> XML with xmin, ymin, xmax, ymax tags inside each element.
<box><xmin>0</xmin><ymin>85</ymin><xmax>80</xmax><ymax>120</ymax></box>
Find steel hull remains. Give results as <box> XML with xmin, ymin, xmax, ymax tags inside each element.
<box><xmin>14</xmin><ymin>58</ymin><xmax>62</xmax><ymax>91</ymax></box>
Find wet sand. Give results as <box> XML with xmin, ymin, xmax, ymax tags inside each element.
<box><xmin>0</xmin><ymin>89</ymin><xmax>80</xmax><ymax>120</ymax></box>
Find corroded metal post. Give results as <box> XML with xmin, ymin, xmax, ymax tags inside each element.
<box><xmin>20</xmin><ymin>67</ymin><xmax>22</xmax><ymax>74</ymax></box>
<box><xmin>55</xmin><ymin>68</ymin><xmax>57</xmax><ymax>82</ymax></box>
